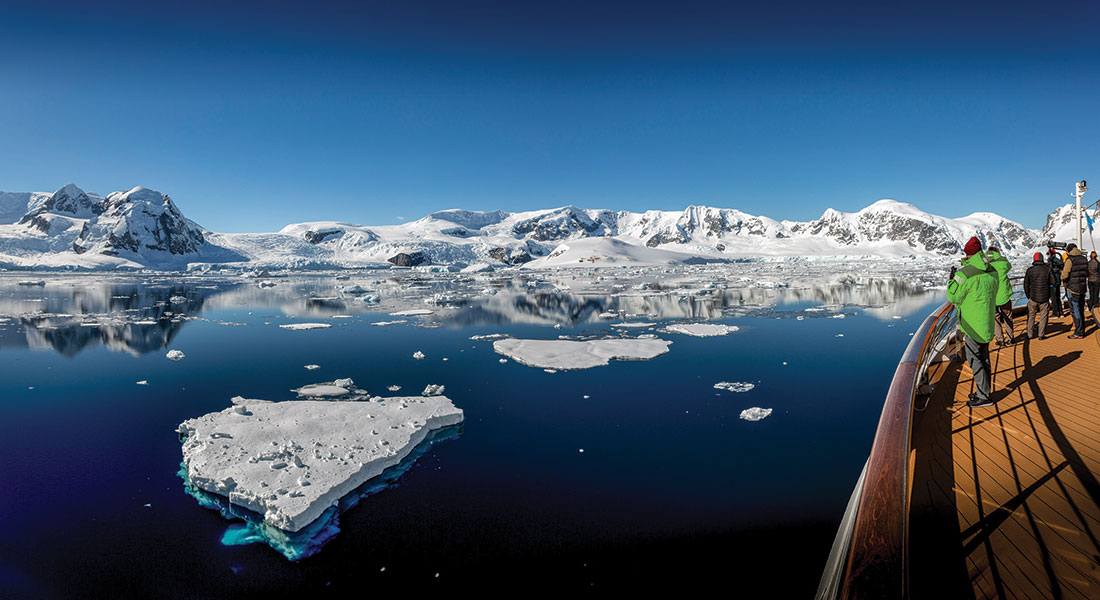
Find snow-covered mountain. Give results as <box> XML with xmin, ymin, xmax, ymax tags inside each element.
<box><xmin>1039</xmin><ymin>203</ymin><xmax>1100</xmax><ymax>247</ymax></box>
<box><xmin>0</xmin><ymin>184</ymin><xmax>243</xmax><ymax>269</ymax></box>
<box><xmin>0</xmin><ymin>183</ymin><xmax>1052</xmax><ymax>270</ymax></box>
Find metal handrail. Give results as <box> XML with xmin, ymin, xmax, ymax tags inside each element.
<box><xmin>818</xmin><ymin>273</ymin><xmax>1025</xmax><ymax>599</ymax></box>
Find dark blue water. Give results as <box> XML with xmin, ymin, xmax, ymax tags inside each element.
<box><xmin>0</xmin><ymin>275</ymin><xmax>941</xmax><ymax>597</ymax></box>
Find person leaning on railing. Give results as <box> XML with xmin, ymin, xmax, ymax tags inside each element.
<box><xmin>947</xmin><ymin>236</ymin><xmax>1000</xmax><ymax>408</ymax></box>
<box><xmin>1062</xmin><ymin>243</ymin><xmax>1089</xmax><ymax>339</ymax></box>
<box><xmin>986</xmin><ymin>245</ymin><xmax>1014</xmax><ymax>346</ymax></box>
<box><xmin>1024</xmin><ymin>251</ymin><xmax>1056</xmax><ymax>340</ymax></box>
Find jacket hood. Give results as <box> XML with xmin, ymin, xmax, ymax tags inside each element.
<box><xmin>1068</xmin><ymin>248</ymin><xmax>1083</xmax><ymax>256</ymax></box>
<box><xmin>1033</xmin><ymin>259</ymin><xmax>1047</xmax><ymax>266</ymax></box>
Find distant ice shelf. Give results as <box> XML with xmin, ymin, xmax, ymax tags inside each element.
<box><xmin>177</xmin><ymin>394</ymin><xmax>463</xmax><ymax>560</ymax></box>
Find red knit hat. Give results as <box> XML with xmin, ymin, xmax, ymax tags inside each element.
<box><xmin>964</xmin><ymin>237</ymin><xmax>982</xmax><ymax>256</ymax></box>
<box><xmin>1034</xmin><ymin>252</ymin><xmax>1043</xmax><ymax>261</ymax></box>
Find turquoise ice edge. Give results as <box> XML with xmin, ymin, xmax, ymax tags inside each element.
<box><xmin>179</xmin><ymin>424</ymin><xmax>462</xmax><ymax>560</ymax></box>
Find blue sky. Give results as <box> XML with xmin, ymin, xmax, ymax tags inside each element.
<box><xmin>1</xmin><ymin>0</ymin><xmax>1098</xmax><ymax>231</ymax></box>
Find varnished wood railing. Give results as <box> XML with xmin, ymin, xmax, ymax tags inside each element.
<box><xmin>818</xmin><ymin>275</ymin><xmax>1025</xmax><ymax>599</ymax></box>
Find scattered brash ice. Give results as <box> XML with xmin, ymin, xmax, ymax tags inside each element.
<box><xmin>279</xmin><ymin>323</ymin><xmax>332</xmax><ymax>331</ymax></box>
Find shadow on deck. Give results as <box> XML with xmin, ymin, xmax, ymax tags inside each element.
<box><xmin>910</xmin><ymin>312</ymin><xmax>1100</xmax><ymax>599</ymax></box>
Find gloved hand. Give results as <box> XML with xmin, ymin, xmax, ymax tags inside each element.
<box><xmin>948</xmin><ymin>266</ymin><xmax>957</xmax><ymax>284</ymax></box>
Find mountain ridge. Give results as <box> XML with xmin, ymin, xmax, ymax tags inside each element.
<box><xmin>0</xmin><ymin>183</ymin><xmax>1057</xmax><ymax>270</ymax></box>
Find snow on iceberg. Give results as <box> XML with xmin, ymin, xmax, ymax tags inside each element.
<box><xmin>279</xmin><ymin>323</ymin><xmax>332</xmax><ymax>330</ymax></box>
<box><xmin>662</xmin><ymin>323</ymin><xmax>739</xmax><ymax>337</ymax></box>
<box><xmin>177</xmin><ymin>395</ymin><xmax>464</xmax><ymax>560</ymax></box>
<box><xmin>714</xmin><ymin>381</ymin><xmax>755</xmax><ymax>393</ymax></box>
<box><xmin>492</xmin><ymin>338</ymin><xmax>672</xmax><ymax>370</ymax></box>
<box><xmin>740</xmin><ymin>407</ymin><xmax>772</xmax><ymax>421</ymax></box>
<box><xmin>166</xmin><ymin>349</ymin><xmax>186</xmax><ymax>361</ymax></box>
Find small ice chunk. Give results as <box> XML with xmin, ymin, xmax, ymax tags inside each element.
<box><xmin>412</xmin><ymin>351</ymin><xmax>425</xmax><ymax>360</ymax></box>
<box><xmin>371</xmin><ymin>320</ymin><xmax>406</xmax><ymax>326</ymax></box>
<box><xmin>387</xmin><ymin>385</ymin><xmax>401</xmax><ymax>391</ymax></box>
<box><xmin>169</xmin><ymin>296</ymin><xmax>188</xmax><ymax>304</ymax></box>
<box><xmin>609</xmin><ymin>322</ymin><xmax>655</xmax><ymax>328</ymax></box>
<box><xmin>279</xmin><ymin>323</ymin><xmax>332</xmax><ymax>331</ymax></box>
<box><xmin>389</xmin><ymin>309</ymin><xmax>433</xmax><ymax>317</ymax></box>
<box><xmin>714</xmin><ymin>381</ymin><xmax>755</xmax><ymax>393</ymax></box>
<box><xmin>836</xmin><ymin>333</ymin><xmax>845</xmax><ymax>337</ymax></box>
<box><xmin>422</xmin><ymin>384</ymin><xmax>445</xmax><ymax>396</ymax></box>
<box><xmin>166</xmin><ymin>349</ymin><xmax>186</xmax><ymax>361</ymax></box>
<box><xmin>304</xmin><ymin>365</ymin><xmax>320</xmax><ymax>370</ymax></box>
<box><xmin>136</xmin><ymin>380</ymin><xmax>149</xmax><ymax>386</ymax></box>
<box><xmin>740</xmin><ymin>407</ymin><xmax>773</xmax><ymax>422</ymax></box>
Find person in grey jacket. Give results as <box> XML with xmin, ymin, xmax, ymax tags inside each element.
<box><xmin>1088</xmin><ymin>250</ymin><xmax>1100</xmax><ymax>309</ymax></box>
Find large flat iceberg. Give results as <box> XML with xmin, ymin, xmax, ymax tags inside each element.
<box><xmin>177</xmin><ymin>394</ymin><xmax>463</xmax><ymax>559</ymax></box>
<box><xmin>493</xmin><ymin>338</ymin><xmax>671</xmax><ymax>370</ymax></box>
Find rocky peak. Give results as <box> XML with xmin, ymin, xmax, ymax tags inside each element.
<box><xmin>72</xmin><ymin>186</ymin><xmax>206</xmax><ymax>256</ymax></box>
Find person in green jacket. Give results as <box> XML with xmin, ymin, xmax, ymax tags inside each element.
<box><xmin>986</xmin><ymin>245</ymin><xmax>1014</xmax><ymax>346</ymax></box>
<box><xmin>947</xmin><ymin>237</ymin><xmax>1000</xmax><ymax>407</ymax></box>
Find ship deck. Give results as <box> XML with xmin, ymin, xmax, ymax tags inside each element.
<box><xmin>909</xmin><ymin>309</ymin><xmax>1100</xmax><ymax>599</ymax></box>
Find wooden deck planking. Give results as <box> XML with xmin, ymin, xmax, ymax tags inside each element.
<box><xmin>909</xmin><ymin>314</ymin><xmax>1100</xmax><ymax>599</ymax></box>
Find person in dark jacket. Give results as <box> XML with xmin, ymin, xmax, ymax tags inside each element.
<box><xmin>1088</xmin><ymin>250</ymin><xmax>1100</xmax><ymax>309</ymax></box>
<box><xmin>1049</xmin><ymin>248</ymin><xmax>1065</xmax><ymax>317</ymax></box>
<box><xmin>1061</xmin><ymin>243</ymin><xmax>1089</xmax><ymax>338</ymax></box>
<box><xmin>1024</xmin><ymin>252</ymin><xmax>1055</xmax><ymax>339</ymax></box>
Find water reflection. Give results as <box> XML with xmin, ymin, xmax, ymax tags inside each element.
<box><xmin>0</xmin><ymin>280</ymin><xmax>222</xmax><ymax>356</ymax></box>
<box><xmin>0</xmin><ymin>273</ymin><xmax>940</xmax><ymax>355</ymax></box>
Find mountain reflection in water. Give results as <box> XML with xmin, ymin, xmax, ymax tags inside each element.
<box><xmin>0</xmin><ymin>273</ymin><xmax>939</xmax><ymax>355</ymax></box>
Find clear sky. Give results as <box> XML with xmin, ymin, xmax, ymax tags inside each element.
<box><xmin>1</xmin><ymin>0</ymin><xmax>1098</xmax><ymax>231</ymax></box>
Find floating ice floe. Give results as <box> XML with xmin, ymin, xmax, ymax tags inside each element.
<box><xmin>412</xmin><ymin>351</ymin><xmax>425</xmax><ymax>360</ymax></box>
<box><xmin>662</xmin><ymin>323</ymin><xmax>739</xmax><ymax>337</ymax></box>
<box><xmin>389</xmin><ymin>309</ymin><xmax>433</xmax><ymax>317</ymax></box>
<box><xmin>370</xmin><ymin>320</ymin><xmax>406</xmax><ymax>326</ymax></box>
<box><xmin>598</xmin><ymin>311</ymin><xmax>619</xmax><ymax>319</ymax></box>
<box><xmin>387</xmin><ymin>385</ymin><xmax>401</xmax><ymax>392</ymax></box>
<box><xmin>422</xmin><ymin>384</ymin><xmax>445</xmax><ymax>396</ymax></box>
<box><xmin>293</xmin><ymin>378</ymin><xmax>361</xmax><ymax>399</ymax></box>
<box><xmin>136</xmin><ymin>380</ymin><xmax>149</xmax><ymax>386</ymax></box>
<box><xmin>169</xmin><ymin>296</ymin><xmax>188</xmax><ymax>304</ymax></box>
<box><xmin>177</xmin><ymin>394</ymin><xmax>464</xmax><ymax>560</ymax></box>
<box><xmin>610</xmin><ymin>322</ymin><xmax>656</xmax><ymax>328</ymax></box>
<box><xmin>304</xmin><ymin>364</ymin><xmax>320</xmax><ymax>370</ymax></box>
<box><xmin>714</xmin><ymin>381</ymin><xmax>755</xmax><ymax>393</ymax></box>
<box><xmin>279</xmin><ymin>323</ymin><xmax>332</xmax><ymax>331</ymax></box>
<box><xmin>166</xmin><ymin>349</ymin><xmax>186</xmax><ymax>361</ymax></box>
<box><xmin>469</xmin><ymin>333</ymin><xmax>509</xmax><ymax>341</ymax></box>
<box><xmin>492</xmin><ymin>338</ymin><xmax>672</xmax><ymax>370</ymax></box>
<box><xmin>740</xmin><ymin>407</ymin><xmax>773</xmax><ymax>421</ymax></box>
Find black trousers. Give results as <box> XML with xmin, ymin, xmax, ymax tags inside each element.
<box><xmin>1090</xmin><ymin>281</ymin><xmax>1100</xmax><ymax>309</ymax></box>
<box><xmin>1051</xmin><ymin>285</ymin><xmax>1064</xmax><ymax>316</ymax></box>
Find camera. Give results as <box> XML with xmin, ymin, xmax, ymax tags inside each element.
<box><xmin>1047</xmin><ymin>241</ymin><xmax>1068</xmax><ymax>250</ymax></box>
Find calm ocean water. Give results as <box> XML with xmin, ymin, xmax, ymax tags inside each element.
<box><xmin>0</xmin><ymin>273</ymin><xmax>943</xmax><ymax>597</ymax></box>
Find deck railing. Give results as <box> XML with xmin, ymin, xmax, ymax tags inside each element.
<box><xmin>816</xmin><ymin>274</ymin><xmax>1026</xmax><ymax>599</ymax></box>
